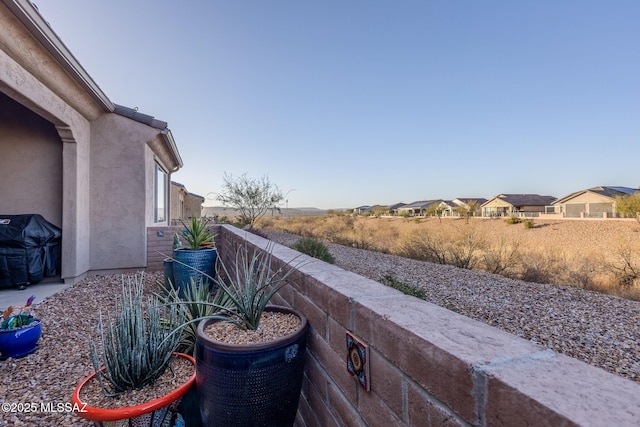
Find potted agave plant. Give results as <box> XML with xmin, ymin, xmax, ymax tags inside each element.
<box><xmin>195</xmin><ymin>242</ymin><xmax>309</xmax><ymax>427</ymax></box>
<box><xmin>71</xmin><ymin>274</ymin><xmax>195</xmax><ymax>425</ymax></box>
<box><xmin>0</xmin><ymin>295</ymin><xmax>41</xmax><ymax>359</ymax></box>
<box><xmin>172</xmin><ymin>217</ymin><xmax>217</xmax><ymax>296</ymax></box>
<box><xmin>156</xmin><ymin>276</ymin><xmax>234</xmax><ymax>358</ymax></box>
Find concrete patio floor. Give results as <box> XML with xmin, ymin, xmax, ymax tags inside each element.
<box><xmin>0</xmin><ymin>277</ymin><xmax>70</xmax><ymax>311</ymax></box>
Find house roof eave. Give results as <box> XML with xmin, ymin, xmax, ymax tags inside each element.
<box><xmin>4</xmin><ymin>0</ymin><xmax>114</xmax><ymax>112</ymax></box>
<box><xmin>161</xmin><ymin>129</ymin><xmax>183</xmax><ymax>172</ymax></box>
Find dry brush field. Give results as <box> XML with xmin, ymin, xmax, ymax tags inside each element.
<box><xmin>259</xmin><ymin>215</ymin><xmax>640</xmax><ymax>299</ymax></box>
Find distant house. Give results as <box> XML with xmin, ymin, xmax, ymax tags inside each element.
<box><xmin>366</xmin><ymin>203</ymin><xmax>408</xmax><ymax>216</ymax></box>
<box><xmin>550</xmin><ymin>186</ymin><xmax>640</xmax><ymax>218</ymax></box>
<box><xmin>388</xmin><ymin>203</ymin><xmax>406</xmax><ymax>215</ymax></box>
<box><xmin>438</xmin><ymin>201</ymin><xmax>457</xmax><ymax>217</ymax></box>
<box><xmin>396</xmin><ymin>200</ymin><xmax>442</xmax><ymax>216</ymax></box>
<box><xmin>440</xmin><ymin>198</ymin><xmax>488</xmax><ymax>217</ymax></box>
<box><xmin>481</xmin><ymin>194</ymin><xmax>556</xmax><ymax>217</ymax></box>
<box><xmin>353</xmin><ymin>206</ymin><xmax>372</xmax><ymax>215</ymax></box>
<box><xmin>171</xmin><ymin>181</ymin><xmax>204</xmax><ymax>220</ymax></box>
<box><xmin>0</xmin><ymin>2</ymin><xmax>183</xmax><ymax>283</ymax></box>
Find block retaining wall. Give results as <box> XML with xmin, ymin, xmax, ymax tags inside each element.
<box><xmin>148</xmin><ymin>224</ymin><xmax>640</xmax><ymax>426</ymax></box>
<box><xmin>146</xmin><ymin>226</ymin><xmax>183</xmax><ymax>271</ymax></box>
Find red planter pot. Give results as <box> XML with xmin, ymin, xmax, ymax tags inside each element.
<box><xmin>71</xmin><ymin>352</ymin><xmax>196</xmax><ymax>424</ymax></box>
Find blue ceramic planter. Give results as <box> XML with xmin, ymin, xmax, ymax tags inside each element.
<box><xmin>172</xmin><ymin>248</ymin><xmax>217</xmax><ymax>296</ymax></box>
<box><xmin>0</xmin><ymin>319</ymin><xmax>41</xmax><ymax>359</ymax></box>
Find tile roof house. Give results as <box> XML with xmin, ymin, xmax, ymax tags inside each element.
<box><xmin>481</xmin><ymin>194</ymin><xmax>556</xmax><ymax>217</ymax></box>
<box><xmin>0</xmin><ymin>0</ymin><xmax>183</xmax><ymax>283</ymax></box>
<box><xmin>550</xmin><ymin>186</ymin><xmax>640</xmax><ymax>218</ymax></box>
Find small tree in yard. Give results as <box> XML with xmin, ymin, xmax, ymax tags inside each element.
<box><xmin>615</xmin><ymin>193</ymin><xmax>640</xmax><ymax>222</ymax></box>
<box><xmin>216</xmin><ymin>173</ymin><xmax>284</xmax><ymax>229</ymax></box>
<box><xmin>454</xmin><ymin>200</ymin><xmax>480</xmax><ymax>223</ymax></box>
<box><xmin>425</xmin><ymin>204</ymin><xmax>445</xmax><ymax>222</ymax></box>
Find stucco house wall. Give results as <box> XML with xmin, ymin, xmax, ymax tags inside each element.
<box><xmin>0</xmin><ymin>92</ymin><xmax>62</xmax><ymax>226</ymax></box>
<box><xmin>170</xmin><ymin>181</ymin><xmax>204</xmax><ymax>220</ymax></box>
<box><xmin>170</xmin><ymin>182</ymin><xmax>186</xmax><ymax>220</ymax></box>
<box><xmin>184</xmin><ymin>193</ymin><xmax>204</xmax><ymax>219</ymax></box>
<box><xmin>89</xmin><ymin>113</ymin><xmax>162</xmax><ymax>270</ymax></box>
<box><xmin>550</xmin><ymin>187</ymin><xmax>639</xmax><ymax>218</ymax></box>
<box><xmin>564</xmin><ymin>191</ymin><xmax>614</xmax><ymax>218</ymax></box>
<box><xmin>0</xmin><ymin>0</ymin><xmax>183</xmax><ymax>282</ymax></box>
<box><xmin>482</xmin><ymin>195</ymin><xmax>556</xmax><ymax>217</ymax></box>
<box><xmin>481</xmin><ymin>198</ymin><xmax>513</xmax><ymax>216</ymax></box>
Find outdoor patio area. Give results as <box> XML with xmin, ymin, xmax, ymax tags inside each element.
<box><xmin>2</xmin><ymin>225</ymin><xmax>640</xmax><ymax>426</ymax></box>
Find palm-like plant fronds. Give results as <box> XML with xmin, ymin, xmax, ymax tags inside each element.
<box><xmin>179</xmin><ymin>217</ymin><xmax>215</xmax><ymax>250</ymax></box>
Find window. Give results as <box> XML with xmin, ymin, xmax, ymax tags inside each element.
<box><xmin>155</xmin><ymin>164</ymin><xmax>167</xmax><ymax>223</ymax></box>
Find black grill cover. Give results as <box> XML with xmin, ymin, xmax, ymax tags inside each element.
<box><xmin>0</xmin><ymin>214</ymin><xmax>61</xmax><ymax>288</ymax></box>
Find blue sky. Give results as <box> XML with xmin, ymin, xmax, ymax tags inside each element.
<box><xmin>36</xmin><ymin>1</ymin><xmax>640</xmax><ymax>209</ymax></box>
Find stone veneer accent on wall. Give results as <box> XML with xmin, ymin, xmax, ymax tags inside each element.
<box><xmin>148</xmin><ymin>224</ymin><xmax>640</xmax><ymax>426</ymax></box>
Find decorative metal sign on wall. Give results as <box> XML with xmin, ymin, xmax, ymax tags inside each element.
<box><xmin>346</xmin><ymin>331</ymin><xmax>370</xmax><ymax>391</ymax></box>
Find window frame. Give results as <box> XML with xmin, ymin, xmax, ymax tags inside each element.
<box><xmin>155</xmin><ymin>163</ymin><xmax>168</xmax><ymax>223</ymax></box>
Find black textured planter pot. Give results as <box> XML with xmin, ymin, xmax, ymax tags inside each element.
<box><xmin>196</xmin><ymin>306</ymin><xmax>308</xmax><ymax>427</ymax></box>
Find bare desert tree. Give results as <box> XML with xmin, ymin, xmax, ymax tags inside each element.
<box><xmin>216</xmin><ymin>173</ymin><xmax>284</xmax><ymax>229</ymax></box>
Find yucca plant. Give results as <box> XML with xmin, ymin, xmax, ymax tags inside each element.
<box><xmin>90</xmin><ymin>274</ymin><xmax>182</xmax><ymax>396</ymax></box>
<box><xmin>209</xmin><ymin>242</ymin><xmax>303</xmax><ymax>331</ymax></box>
<box><xmin>180</xmin><ymin>217</ymin><xmax>215</xmax><ymax>250</ymax></box>
<box><xmin>156</xmin><ymin>277</ymin><xmax>234</xmax><ymax>356</ymax></box>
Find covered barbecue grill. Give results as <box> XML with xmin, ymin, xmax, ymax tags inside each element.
<box><xmin>0</xmin><ymin>214</ymin><xmax>61</xmax><ymax>288</ymax></box>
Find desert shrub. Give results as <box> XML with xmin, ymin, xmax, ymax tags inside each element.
<box><xmin>447</xmin><ymin>227</ymin><xmax>486</xmax><ymax>269</ymax></box>
<box><xmin>563</xmin><ymin>258</ymin><xmax>600</xmax><ymax>290</ymax></box>
<box><xmin>607</xmin><ymin>246</ymin><xmax>640</xmax><ymax>287</ymax></box>
<box><xmin>398</xmin><ymin>230</ymin><xmax>448</xmax><ymax>264</ymax></box>
<box><xmin>291</xmin><ymin>237</ymin><xmax>335</xmax><ymax>264</ymax></box>
<box><xmin>317</xmin><ymin>215</ymin><xmax>355</xmax><ymax>243</ymax></box>
<box><xmin>379</xmin><ymin>274</ymin><xmax>426</xmax><ymax>298</ymax></box>
<box><xmin>523</xmin><ymin>219</ymin><xmax>535</xmax><ymax>229</ymax></box>
<box><xmin>518</xmin><ymin>252</ymin><xmax>562</xmax><ymax>284</ymax></box>
<box><xmin>398</xmin><ymin>226</ymin><xmax>485</xmax><ymax>269</ymax></box>
<box><xmin>213</xmin><ymin>215</ymin><xmax>230</xmax><ymax>224</ymax></box>
<box><xmin>350</xmin><ymin>222</ymin><xmax>376</xmax><ymax>250</ymax></box>
<box><xmin>368</xmin><ymin>223</ymin><xmax>400</xmax><ymax>254</ymax></box>
<box><xmin>275</xmin><ymin>216</ymin><xmax>319</xmax><ymax>237</ymax></box>
<box><xmin>482</xmin><ymin>237</ymin><xmax>521</xmax><ymax>275</ymax></box>
<box><xmin>258</xmin><ymin>217</ymin><xmax>276</xmax><ymax>229</ymax></box>
<box><xmin>505</xmin><ymin>216</ymin><xmax>521</xmax><ymax>225</ymax></box>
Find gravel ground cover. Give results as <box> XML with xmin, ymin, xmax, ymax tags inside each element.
<box><xmin>263</xmin><ymin>229</ymin><xmax>640</xmax><ymax>384</ymax></box>
<box><xmin>1</xmin><ymin>226</ymin><xmax>639</xmax><ymax>426</ymax></box>
<box><xmin>0</xmin><ymin>272</ymin><xmax>164</xmax><ymax>427</ymax></box>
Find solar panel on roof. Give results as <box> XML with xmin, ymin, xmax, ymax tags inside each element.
<box><xmin>607</xmin><ymin>187</ymin><xmax>636</xmax><ymax>194</ymax></box>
